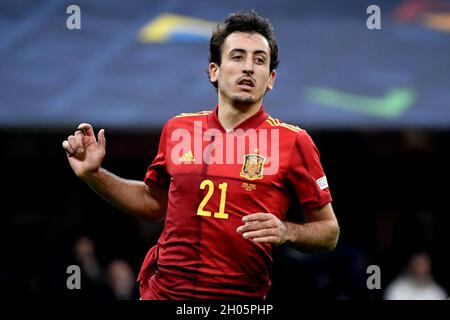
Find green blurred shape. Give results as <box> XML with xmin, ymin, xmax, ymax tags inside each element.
<box><xmin>306</xmin><ymin>87</ymin><xmax>416</xmax><ymax>118</ymax></box>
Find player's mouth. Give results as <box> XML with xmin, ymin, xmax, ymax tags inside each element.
<box><xmin>236</xmin><ymin>77</ymin><xmax>255</xmax><ymax>90</ymax></box>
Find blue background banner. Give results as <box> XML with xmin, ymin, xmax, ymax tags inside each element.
<box><xmin>1</xmin><ymin>0</ymin><xmax>449</xmax><ymax>129</ymax></box>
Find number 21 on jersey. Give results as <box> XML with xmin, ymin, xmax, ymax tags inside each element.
<box><xmin>196</xmin><ymin>179</ymin><xmax>229</xmax><ymax>219</ymax></box>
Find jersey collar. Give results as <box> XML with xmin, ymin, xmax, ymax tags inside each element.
<box><xmin>207</xmin><ymin>105</ymin><xmax>269</xmax><ymax>133</ymax></box>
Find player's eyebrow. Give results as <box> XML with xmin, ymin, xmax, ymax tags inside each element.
<box><xmin>229</xmin><ymin>48</ymin><xmax>268</xmax><ymax>56</ymax></box>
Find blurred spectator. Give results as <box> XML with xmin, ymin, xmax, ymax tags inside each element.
<box><xmin>51</xmin><ymin>235</ymin><xmax>111</xmax><ymax>300</ymax></box>
<box><xmin>73</xmin><ymin>236</ymin><xmax>103</xmax><ymax>283</ymax></box>
<box><xmin>384</xmin><ymin>252</ymin><xmax>448</xmax><ymax>300</ymax></box>
<box><xmin>106</xmin><ymin>259</ymin><xmax>139</xmax><ymax>300</ymax></box>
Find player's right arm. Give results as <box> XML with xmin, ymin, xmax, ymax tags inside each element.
<box><xmin>62</xmin><ymin>123</ymin><xmax>167</xmax><ymax>221</ymax></box>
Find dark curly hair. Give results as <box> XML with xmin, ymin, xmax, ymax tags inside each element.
<box><xmin>208</xmin><ymin>10</ymin><xmax>280</xmax><ymax>88</ymax></box>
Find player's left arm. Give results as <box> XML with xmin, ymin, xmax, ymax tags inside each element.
<box><xmin>236</xmin><ymin>203</ymin><xmax>339</xmax><ymax>252</ymax></box>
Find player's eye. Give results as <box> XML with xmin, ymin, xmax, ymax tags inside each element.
<box><xmin>255</xmin><ymin>57</ymin><xmax>265</xmax><ymax>64</ymax></box>
<box><xmin>232</xmin><ymin>55</ymin><xmax>243</xmax><ymax>61</ymax></box>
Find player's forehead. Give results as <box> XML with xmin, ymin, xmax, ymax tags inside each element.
<box><xmin>222</xmin><ymin>32</ymin><xmax>270</xmax><ymax>56</ymax></box>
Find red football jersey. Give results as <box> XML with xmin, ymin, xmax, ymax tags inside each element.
<box><xmin>137</xmin><ymin>106</ymin><xmax>332</xmax><ymax>299</ymax></box>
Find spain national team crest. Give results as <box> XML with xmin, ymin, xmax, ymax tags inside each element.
<box><xmin>240</xmin><ymin>154</ymin><xmax>266</xmax><ymax>180</ymax></box>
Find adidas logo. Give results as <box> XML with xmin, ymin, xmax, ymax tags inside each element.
<box><xmin>179</xmin><ymin>151</ymin><xmax>195</xmax><ymax>163</ymax></box>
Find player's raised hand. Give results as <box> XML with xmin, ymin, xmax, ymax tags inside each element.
<box><xmin>236</xmin><ymin>213</ymin><xmax>288</xmax><ymax>245</ymax></box>
<box><xmin>62</xmin><ymin>123</ymin><xmax>106</xmax><ymax>179</ymax></box>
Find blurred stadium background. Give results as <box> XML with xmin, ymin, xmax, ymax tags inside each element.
<box><xmin>1</xmin><ymin>0</ymin><xmax>449</xmax><ymax>300</ymax></box>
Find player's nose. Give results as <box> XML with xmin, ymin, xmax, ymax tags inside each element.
<box><xmin>242</xmin><ymin>57</ymin><xmax>254</xmax><ymax>74</ymax></box>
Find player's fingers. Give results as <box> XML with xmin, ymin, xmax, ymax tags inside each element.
<box><xmin>74</xmin><ymin>131</ymin><xmax>85</xmax><ymax>153</ymax></box>
<box><xmin>74</xmin><ymin>130</ymin><xmax>84</xmax><ymax>138</ymax></box>
<box><xmin>236</xmin><ymin>220</ymin><xmax>274</xmax><ymax>233</ymax></box>
<box><xmin>97</xmin><ymin>129</ymin><xmax>106</xmax><ymax>149</ymax></box>
<box><xmin>243</xmin><ymin>213</ymin><xmax>274</xmax><ymax>222</ymax></box>
<box><xmin>242</xmin><ymin>228</ymin><xmax>276</xmax><ymax>240</ymax></box>
<box><xmin>77</xmin><ymin>123</ymin><xmax>95</xmax><ymax>138</ymax></box>
<box><xmin>62</xmin><ymin>140</ymin><xmax>74</xmax><ymax>154</ymax></box>
<box><xmin>252</xmin><ymin>236</ymin><xmax>279</xmax><ymax>244</ymax></box>
<box><xmin>68</xmin><ymin>135</ymin><xmax>83</xmax><ymax>155</ymax></box>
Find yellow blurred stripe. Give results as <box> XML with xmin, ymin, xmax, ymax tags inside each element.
<box><xmin>138</xmin><ymin>13</ymin><xmax>217</xmax><ymax>43</ymax></box>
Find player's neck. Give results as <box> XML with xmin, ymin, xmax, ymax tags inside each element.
<box><xmin>217</xmin><ymin>101</ymin><xmax>262</xmax><ymax>130</ymax></box>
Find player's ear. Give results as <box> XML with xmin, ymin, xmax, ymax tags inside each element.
<box><xmin>209</xmin><ymin>62</ymin><xmax>219</xmax><ymax>83</ymax></box>
<box><xmin>267</xmin><ymin>69</ymin><xmax>276</xmax><ymax>91</ymax></box>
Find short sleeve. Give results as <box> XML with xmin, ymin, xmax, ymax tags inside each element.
<box><xmin>144</xmin><ymin>122</ymin><xmax>171</xmax><ymax>189</ymax></box>
<box><xmin>286</xmin><ymin>131</ymin><xmax>332</xmax><ymax>210</ymax></box>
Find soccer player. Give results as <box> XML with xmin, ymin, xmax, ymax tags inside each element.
<box><xmin>62</xmin><ymin>10</ymin><xmax>340</xmax><ymax>300</ymax></box>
